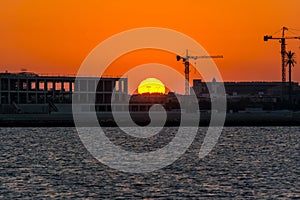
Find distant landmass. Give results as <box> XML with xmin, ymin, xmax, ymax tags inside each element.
<box><xmin>1</xmin><ymin>72</ymin><xmax>300</xmax><ymax>126</ymax></box>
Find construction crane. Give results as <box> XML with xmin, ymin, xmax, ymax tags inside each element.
<box><xmin>176</xmin><ymin>49</ymin><xmax>223</xmax><ymax>95</ymax></box>
<box><xmin>264</xmin><ymin>26</ymin><xmax>300</xmax><ymax>83</ymax></box>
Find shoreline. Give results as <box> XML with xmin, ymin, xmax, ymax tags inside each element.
<box><xmin>1</xmin><ymin>111</ymin><xmax>300</xmax><ymax>127</ymax></box>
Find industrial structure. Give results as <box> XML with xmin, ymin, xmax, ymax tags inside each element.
<box><xmin>264</xmin><ymin>26</ymin><xmax>300</xmax><ymax>83</ymax></box>
<box><xmin>176</xmin><ymin>49</ymin><xmax>223</xmax><ymax>95</ymax></box>
<box><xmin>192</xmin><ymin>79</ymin><xmax>300</xmax><ymax>111</ymax></box>
<box><xmin>2</xmin><ymin>72</ymin><xmax>300</xmax><ymax>125</ymax></box>
<box><xmin>0</xmin><ymin>72</ymin><xmax>128</xmax><ymax>113</ymax></box>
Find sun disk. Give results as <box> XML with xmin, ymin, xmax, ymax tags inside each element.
<box><xmin>138</xmin><ymin>78</ymin><xmax>166</xmax><ymax>94</ymax></box>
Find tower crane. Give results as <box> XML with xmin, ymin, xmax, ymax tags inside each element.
<box><xmin>176</xmin><ymin>49</ymin><xmax>223</xmax><ymax>95</ymax></box>
<box><xmin>264</xmin><ymin>26</ymin><xmax>300</xmax><ymax>83</ymax></box>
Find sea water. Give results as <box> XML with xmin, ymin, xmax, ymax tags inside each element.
<box><xmin>0</xmin><ymin>127</ymin><xmax>299</xmax><ymax>199</ymax></box>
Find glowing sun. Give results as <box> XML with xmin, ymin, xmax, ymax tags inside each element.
<box><xmin>138</xmin><ymin>78</ymin><xmax>166</xmax><ymax>94</ymax></box>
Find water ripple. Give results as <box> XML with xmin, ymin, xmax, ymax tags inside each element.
<box><xmin>0</xmin><ymin>127</ymin><xmax>299</xmax><ymax>199</ymax></box>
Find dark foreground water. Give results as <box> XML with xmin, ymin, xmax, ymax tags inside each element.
<box><xmin>0</xmin><ymin>127</ymin><xmax>299</xmax><ymax>199</ymax></box>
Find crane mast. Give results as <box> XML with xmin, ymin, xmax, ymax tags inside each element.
<box><xmin>176</xmin><ymin>49</ymin><xmax>223</xmax><ymax>95</ymax></box>
<box><xmin>264</xmin><ymin>26</ymin><xmax>300</xmax><ymax>82</ymax></box>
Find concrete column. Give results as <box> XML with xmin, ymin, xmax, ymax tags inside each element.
<box><xmin>53</xmin><ymin>80</ymin><xmax>55</xmax><ymax>99</ymax></box>
<box><xmin>37</xmin><ymin>80</ymin><xmax>40</xmax><ymax>91</ymax></box>
<box><xmin>86</xmin><ymin>79</ymin><xmax>89</xmax><ymax>92</ymax></box>
<box><xmin>119</xmin><ymin>80</ymin><xmax>123</xmax><ymax>92</ymax></box>
<box><xmin>26</xmin><ymin>78</ymin><xmax>29</xmax><ymax>103</ymax></box>
<box><xmin>53</xmin><ymin>80</ymin><xmax>56</xmax><ymax>90</ymax></box>
<box><xmin>61</xmin><ymin>80</ymin><xmax>64</xmax><ymax>91</ymax></box>
<box><xmin>44</xmin><ymin>79</ymin><xmax>47</xmax><ymax>103</ymax></box>
<box><xmin>35</xmin><ymin>80</ymin><xmax>38</xmax><ymax>104</ymax></box>
<box><xmin>86</xmin><ymin>80</ymin><xmax>88</xmax><ymax>91</ymax></box>
<box><xmin>69</xmin><ymin>81</ymin><xmax>72</xmax><ymax>92</ymax></box>
<box><xmin>86</xmin><ymin>80</ymin><xmax>89</xmax><ymax>103</ymax></box>
<box><xmin>77</xmin><ymin>80</ymin><xmax>80</xmax><ymax>92</ymax></box>
<box><xmin>112</xmin><ymin>80</ymin><xmax>115</xmax><ymax>92</ymax></box>
<box><xmin>28</xmin><ymin>79</ymin><xmax>32</xmax><ymax>90</ymax></box>
<box><xmin>123</xmin><ymin>79</ymin><xmax>128</xmax><ymax>93</ymax></box>
<box><xmin>44</xmin><ymin>80</ymin><xmax>47</xmax><ymax>91</ymax></box>
<box><xmin>0</xmin><ymin>78</ymin><xmax>1</xmax><ymax>104</ymax></box>
<box><xmin>17</xmin><ymin>78</ymin><xmax>20</xmax><ymax>104</ymax></box>
<box><xmin>8</xmin><ymin>78</ymin><xmax>11</xmax><ymax>103</ymax></box>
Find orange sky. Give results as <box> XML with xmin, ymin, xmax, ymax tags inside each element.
<box><xmin>1</xmin><ymin>0</ymin><xmax>300</xmax><ymax>93</ymax></box>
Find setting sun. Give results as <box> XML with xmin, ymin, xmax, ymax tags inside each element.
<box><xmin>137</xmin><ymin>78</ymin><xmax>166</xmax><ymax>94</ymax></box>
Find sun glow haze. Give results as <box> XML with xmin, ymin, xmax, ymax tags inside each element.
<box><xmin>138</xmin><ymin>78</ymin><xmax>166</xmax><ymax>94</ymax></box>
<box><xmin>1</xmin><ymin>0</ymin><xmax>300</xmax><ymax>90</ymax></box>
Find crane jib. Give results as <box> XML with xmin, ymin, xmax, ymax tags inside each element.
<box><xmin>176</xmin><ymin>49</ymin><xmax>223</xmax><ymax>95</ymax></box>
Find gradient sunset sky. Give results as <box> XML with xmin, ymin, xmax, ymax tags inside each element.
<box><xmin>1</xmin><ymin>0</ymin><xmax>300</xmax><ymax>86</ymax></box>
